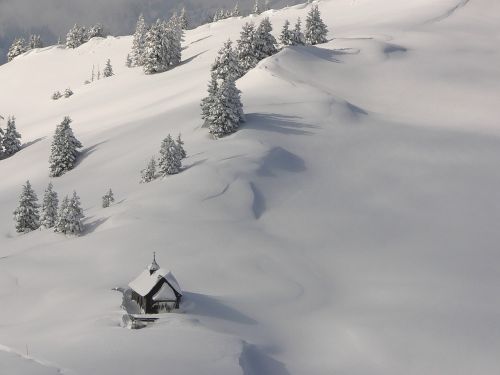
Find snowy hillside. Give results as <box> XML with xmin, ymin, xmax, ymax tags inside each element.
<box><xmin>1</xmin><ymin>0</ymin><xmax>500</xmax><ymax>374</ymax></box>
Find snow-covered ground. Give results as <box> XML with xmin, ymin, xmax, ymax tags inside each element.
<box><xmin>1</xmin><ymin>0</ymin><xmax>500</xmax><ymax>374</ymax></box>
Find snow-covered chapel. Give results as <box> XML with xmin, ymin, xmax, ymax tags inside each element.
<box><xmin>128</xmin><ymin>253</ymin><xmax>182</xmax><ymax>314</ymax></box>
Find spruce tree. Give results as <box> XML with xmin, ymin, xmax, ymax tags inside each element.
<box><xmin>55</xmin><ymin>192</ymin><xmax>83</xmax><ymax>235</ymax></box>
<box><xmin>236</xmin><ymin>23</ymin><xmax>258</xmax><ymax>75</ymax></box>
<box><xmin>208</xmin><ymin>77</ymin><xmax>244</xmax><ymax>138</ymax></box>
<box><xmin>176</xmin><ymin>134</ymin><xmax>186</xmax><ymax>159</ymax></box>
<box><xmin>64</xmin><ymin>88</ymin><xmax>74</xmax><ymax>98</ymax></box>
<box><xmin>13</xmin><ymin>181</ymin><xmax>40</xmax><ymax>233</ymax></box>
<box><xmin>52</xmin><ymin>91</ymin><xmax>62</xmax><ymax>100</ymax></box>
<box><xmin>40</xmin><ymin>182</ymin><xmax>58</xmax><ymax>228</ymax></box>
<box><xmin>254</xmin><ymin>18</ymin><xmax>277</xmax><ymax>60</ymax></box>
<box><xmin>253</xmin><ymin>0</ymin><xmax>261</xmax><ymax>15</ymax></box>
<box><xmin>201</xmin><ymin>71</ymin><xmax>219</xmax><ymax>126</ymax></box>
<box><xmin>159</xmin><ymin>135</ymin><xmax>182</xmax><ymax>175</ymax></box>
<box><xmin>49</xmin><ymin>116</ymin><xmax>83</xmax><ymax>177</ymax></box>
<box><xmin>29</xmin><ymin>34</ymin><xmax>43</xmax><ymax>49</ymax></box>
<box><xmin>232</xmin><ymin>4</ymin><xmax>241</xmax><ymax>17</ymax></box>
<box><xmin>66</xmin><ymin>24</ymin><xmax>86</xmax><ymax>48</ymax></box>
<box><xmin>132</xmin><ymin>14</ymin><xmax>148</xmax><ymax>66</ymax></box>
<box><xmin>143</xmin><ymin>19</ymin><xmax>166</xmax><ymax>74</ymax></box>
<box><xmin>2</xmin><ymin>116</ymin><xmax>22</xmax><ymax>156</ymax></box>
<box><xmin>212</xmin><ymin>39</ymin><xmax>241</xmax><ymax>81</ymax></box>
<box><xmin>179</xmin><ymin>7</ymin><xmax>189</xmax><ymax>29</ymax></box>
<box><xmin>7</xmin><ymin>38</ymin><xmax>27</xmax><ymax>62</ymax></box>
<box><xmin>54</xmin><ymin>195</ymin><xmax>69</xmax><ymax>233</ymax></box>
<box><xmin>103</xmin><ymin>59</ymin><xmax>114</xmax><ymax>77</ymax></box>
<box><xmin>126</xmin><ymin>54</ymin><xmax>132</xmax><ymax>67</ymax></box>
<box><xmin>279</xmin><ymin>20</ymin><xmax>292</xmax><ymax>47</ymax></box>
<box><xmin>0</xmin><ymin>125</ymin><xmax>4</xmax><ymax>158</ymax></box>
<box><xmin>102</xmin><ymin>189</ymin><xmax>115</xmax><ymax>208</ymax></box>
<box><xmin>291</xmin><ymin>18</ymin><xmax>305</xmax><ymax>46</ymax></box>
<box><xmin>87</xmin><ymin>24</ymin><xmax>105</xmax><ymax>39</ymax></box>
<box><xmin>305</xmin><ymin>5</ymin><xmax>328</xmax><ymax>45</ymax></box>
<box><xmin>140</xmin><ymin>157</ymin><xmax>157</xmax><ymax>183</ymax></box>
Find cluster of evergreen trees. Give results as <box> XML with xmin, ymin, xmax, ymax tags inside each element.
<box><xmin>7</xmin><ymin>34</ymin><xmax>44</xmax><ymax>62</ymax></box>
<box><xmin>102</xmin><ymin>189</ymin><xmax>115</xmax><ymax>208</ymax></box>
<box><xmin>0</xmin><ymin>116</ymin><xmax>22</xmax><ymax>158</ymax></box>
<box><xmin>212</xmin><ymin>4</ymin><xmax>241</xmax><ymax>22</ymax></box>
<box><xmin>280</xmin><ymin>5</ymin><xmax>328</xmax><ymax>47</ymax></box>
<box><xmin>129</xmin><ymin>13</ymin><xmax>184</xmax><ymax>75</ymax></box>
<box><xmin>140</xmin><ymin>134</ymin><xmax>186</xmax><ymax>183</ymax></box>
<box><xmin>66</xmin><ymin>23</ymin><xmax>107</xmax><ymax>49</ymax></box>
<box><xmin>13</xmin><ymin>181</ymin><xmax>84</xmax><ymax>235</ymax></box>
<box><xmin>49</xmin><ymin>116</ymin><xmax>83</xmax><ymax>177</ymax></box>
<box><xmin>52</xmin><ymin>88</ymin><xmax>74</xmax><ymax>100</ymax></box>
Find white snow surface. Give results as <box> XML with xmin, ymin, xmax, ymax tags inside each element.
<box><xmin>129</xmin><ymin>268</ymin><xmax>182</xmax><ymax>296</ymax></box>
<box><xmin>1</xmin><ymin>0</ymin><xmax>500</xmax><ymax>374</ymax></box>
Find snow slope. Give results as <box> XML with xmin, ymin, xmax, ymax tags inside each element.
<box><xmin>1</xmin><ymin>0</ymin><xmax>500</xmax><ymax>374</ymax></box>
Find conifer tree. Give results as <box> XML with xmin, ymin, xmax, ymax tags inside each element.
<box><xmin>55</xmin><ymin>192</ymin><xmax>83</xmax><ymax>235</ymax></box>
<box><xmin>2</xmin><ymin>116</ymin><xmax>22</xmax><ymax>156</ymax></box>
<box><xmin>305</xmin><ymin>5</ymin><xmax>328</xmax><ymax>45</ymax></box>
<box><xmin>52</xmin><ymin>91</ymin><xmax>62</xmax><ymax>100</ymax></box>
<box><xmin>280</xmin><ymin>20</ymin><xmax>292</xmax><ymax>47</ymax></box>
<box><xmin>253</xmin><ymin>0</ymin><xmax>261</xmax><ymax>15</ymax></box>
<box><xmin>140</xmin><ymin>157</ymin><xmax>157</xmax><ymax>183</ymax></box>
<box><xmin>102</xmin><ymin>189</ymin><xmax>115</xmax><ymax>208</ymax></box>
<box><xmin>159</xmin><ymin>135</ymin><xmax>182</xmax><ymax>175</ymax></box>
<box><xmin>232</xmin><ymin>3</ymin><xmax>241</xmax><ymax>17</ymax></box>
<box><xmin>29</xmin><ymin>34</ymin><xmax>43</xmax><ymax>49</ymax></box>
<box><xmin>132</xmin><ymin>14</ymin><xmax>148</xmax><ymax>66</ymax></box>
<box><xmin>49</xmin><ymin>116</ymin><xmax>83</xmax><ymax>177</ymax></box>
<box><xmin>64</xmin><ymin>88</ymin><xmax>74</xmax><ymax>98</ymax></box>
<box><xmin>126</xmin><ymin>54</ymin><xmax>132</xmax><ymax>67</ymax></box>
<box><xmin>201</xmin><ymin>71</ymin><xmax>218</xmax><ymax>125</ymax></box>
<box><xmin>254</xmin><ymin>18</ymin><xmax>277</xmax><ymax>60</ymax></box>
<box><xmin>87</xmin><ymin>24</ymin><xmax>105</xmax><ymax>39</ymax></box>
<box><xmin>40</xmin><ymin>182</ymin><xmax>58</xmax><ymax>228</ymax></box>
<box><xmin>54</xmin><ymin>195</ymin><xmax>69</xmax><ymax>233</ymax></box>
<box><xmin>143</xmin><ymin>19</ymin><xmax>166</xmax><ymax>74</ymax></box>
<box><xmin>208</xmin><ymin>77</ymin><xmax>244</xmax><ymax>138</ymax></box>
<box><xmin>7</xmin><ymin>38</ymin><xmax>27</xmax><ymax>61</ymax></box>
<box><xmin>66</xmin><ymin>24</ymin><xmax>86</xmax><ymax>48</ymax></box>
<box><xmin>176</xmin><ymin>134</ymin><xmax>186</xmax><ymax>159</ymax></box>
<box><xmin>236</xmin><ymin>23</ymin><xmax>258</xmax><ymax>75</ymax></box>
<box><xmin>212</xmin><ymin>39</ymin><xmax>241</xmax><ymax>81</ymax></box>
<box><xmin>291</xmin><ymin>18</ymin><xmax>305</xmax><ymax>45</ymax></box>
<box><xmin>0</xmin><ymin>125</ymin><xmax>4</xmax><ymax>158</ymax></box>
<box><xmin>13</xmin><ymin>180</ymin><xmax>40</xmax><ymax>233</ymax></box>
<box><xmin>103</xmin><ymin>59</ymin><xmax>114</xmax><ymax>77</ymax></box>
<box><xmin>179</xmin><ymin>7</ymin><xmax>189</xmax><ymax>29</ymax></box>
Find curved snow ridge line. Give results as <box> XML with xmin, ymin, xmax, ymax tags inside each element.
<box><xmin>424</xmin><ymin>0</ymin><xmax>470</xmax><ymax>24</ymax></box>
<box><xmin>0</xmin><ymin>344</ymin><xmax>75</xmax><ymax>375</ymax></box>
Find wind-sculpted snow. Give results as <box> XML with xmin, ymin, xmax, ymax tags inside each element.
<box><xmin>0</xmin><ymin>0</ymin><xmax>500</xmax><ymax>374</ymax></box>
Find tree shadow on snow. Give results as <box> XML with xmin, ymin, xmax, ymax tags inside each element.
<box><xmin>239</xmin><ymin>342</ymin><xmax>291</xmax><ymax>375</ymax></box>
<box><xmin>84</xmin><ymin>216</ymin><xmax>109</xmax><ymax>235</ymax></box>
<box><xmin>182</xmin><ymin>158</ymin><xmax>208</xmax><ymax>172</ymax></box>
<box><xmin>244</xmin><ymin>113</ymin><xmax>317</xmax><ymax>136</ymax></box>
<box><xmin>181</xmin><ymin>292</ymin><xmax>257</xmax><ymax>325</ymax></box>
<box><xmin>179</xmin><ymin>50</ymin><xmax>208</xmax><ymax>66</ymax></box>
<box><xmin>298</xmin><ymin>45</ymin><xmax>360</xmax><ymax>63</ymax></box>
<box><xmin>75</xmin><ymin>140</ymin><xmax>108</xmax><ymax>167</ymax></box>
<box><xmin>22</xmin><ymin>137</ymin><xmax>45</xmax><ymax>150</ymax></box>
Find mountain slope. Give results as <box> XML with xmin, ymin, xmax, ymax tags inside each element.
<box><xmin>1</xmin><ymin>0</ymin><xmax>500</xmax><ymax>374</ymax></box>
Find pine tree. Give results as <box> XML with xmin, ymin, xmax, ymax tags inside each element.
<box><xmin>55</xmin><ymin>192</ymin><xmax>83</xmax><ymax>235</ymax></box>
<box><xmin>254</xmin><ymin>18</ymin><xmax>277</xmax><ymax>60</ymax></box>
<box><xmin>49</xmin><ymin>116</ymin><xmax>83</xmax><ymax>177</ymax></box>
<box><xmin>54</xmin><ymin>195</ymin><xmax>69</xmax><ymax>233</ymax></box>
<box><xmin>236</xmin><ymin>23</ymin><xmax>258</xmax><ymax>75</ymax></box>
<box><xmin>232</xmin><ymin>3</ymin><xmax>241</xmax><ymax>17</ymax></box>
<box><xmin>87</xmin><ymin>24</ymin><xmax>105</xmax><ymax>39</ymax></box>
<box><xmin>164</xmin><ymin>15</ymin><xmax>183</xmax><ymax>67</ymax></box>
<box><xmin>7</xmin><ymin>38</ymin><xmax>27</xmax><ymax>62</ymax></box>
<box><xmin>40</xmin><ymin>182</ymin><xmax>58</xmax><ymax>228</ymax></box>
<box><xmin>212</xmin><ymin>39</ymin><xmax>241</xmax><ymax>81</ymax></box>
<box><xmin>159</xmin><ymin>135</ymin><xmax>182</xmax><ymax>175</ymax></box>
<box><xmin>305</xmin><ymin>5</ymin><xmax>328</xmax><ymax>45</ymax></box>
<box><xmin>126</xmin><ymin>53</ymin><xmax>132</xmax><ymax>67</ymax></box>
<box><xmin>179</xmin><ymin>7</ymin><xmax>189</xmax><ymax>29</ymax></box>
<box><xmin>2</xmin><ymin>116</ymin><xmax>22</xmax><ymax>156</ymax></box>
<box><xmin>143</xmin><ymin>19</ymin><xmax>166</xmax><ymax>74</ymax></box>
<box><xmin>253</xmin><ymin>0</ymin><xmax>261</xmax><ymax>15</ymax></box>
<box><xmin>132</xmin><ymin>14</ymin><xmax>148</xmax><ymax>66</ymax></box>
<box><xmin>29</xmin><ymin>34</ymin><xmax>43</xmax><ymax>49</ymax></box>
<box><xmin>103</xmin><ymin>59</ymin><xmax>114</xmax><ymax>77</ymax></box>
<box><xmin>279</xmin><ymin>20</ymin><xmax>292</xmax><ymax>47</ymax></box>
<box><xmin>140</xmin><ymin>157</ymin><xmax>157</xmax><ymax>183</ymax></box>
<box><xmin>66</xmin><ymin>24</ymin><xmax>86</xmax><ymax>48</ymax></box>
<box><xmin>52</xmin><ymin>91</ymin><xmax>62</xmax><ymax>100</ymax></box>
<box><xmin>207</xmin><ymin>76</ymin><xmax>244</xmax><ymax>138</ymax></box>
<box><xmin>64</xmin><ymin>88</ymin><xmax>74</xmax><ymax>98</ymax></box>
<box><xmin>176</xmin><ymin>134</ymin><xmax>186</xmax><ymax>159</ymax></box>
<box><xmin>13</xmin><ymin>181</ymin><xmax>40</xmax><ymax>233</ymax></box>
<box><xmin>291</xmin><ymin>18</ymin><xmax>305</xmax><ymax>46</ymax></box>
<box><xmin>102</xmin><ymin>189</ymin><xmax>115</xmax><ymax>208</ymax></box>
<box><xmin>201</xmin><ymin>71</ymin><xmax>219</xmax><ymax>125</ymax></box>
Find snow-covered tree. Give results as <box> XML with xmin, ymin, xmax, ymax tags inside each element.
<box><xmin>52</xmin><ymin>91</ymin><xmax>62</xmax><ymax>100</ymax></box>
<box><xmin>143</xmin><ymin>19</ymin><xmax>166</xmax><ymax>74</ymax></box>
<box><xmin>140</xmin><ymin>157</ymin><xmax>157</xmax><ymax>183</ymax></box>
<box><xmin>103</xmin><ymin>59</ymin><xmax>114</xmax><ymax>77</ymax></box>
<box><xmin>64</xmin><ymin>88</ymin><xmax>74</xmax><ymax>98</ymax></box>
<box><xmin>291</xmin><ymin>18</ymin><xmax>305</xmax><ymax>46</ymax></box>
<box><xmin>305</xmin><ymin>5</ymin><xmax>328</xmax><ymax>45</ymax></box>
<box><xmin>2</xmin><ymin>116</ymin><xmax>22</xmax><ymax>156</ymax></box>
<box><xmin>254</xmin><ymin>17</ymin><xmax>277</xmax><ymax>60</ymax></box>
<box><xmin>253</xmin><ymin>0</ymin><xmax>261</xmax><ymax>15</ymax></box>
<box><xmin>176</xmin><ymin>134</ymin><xmax>186</xmax><ymax>159</ymax></box>
<box><xmin>87</xmin><ymin>24</ymin><xmax>105</xmax><ymax>39</ymax></box>
<box><xmin>179</xmin><ymin>7</ymin><xmax>189</xmax><ymax>29</ymax></box>
<box><xmin>126</xmin><ymin>54</ymin><xmax>132</xmax><ymax>67</ymax></box>
<box><xmin>201</xmin><ymin>71</ymin><xmax>218</xmax><ymax>125</ymax></box>
<box><xmin>49</xmin><ymin>116</ymin><xmax>83</xmax><ymax>177</ymax></box>
<box><xmin>7</xmin><ymin>38</ymin><xmax>27</xmax><ymax>62</ymax></box>
<box><xmin>207</xmin><ymin>76</ymin><xmax>244</xmax><ymax>138</ymax></box>
<box><xmin>40</xmin><ymin>182</ymin><xmax>58</xmax><ymax>228</ymax></box>
<box><xmin>279</xmin><ymin>20</ymin><xmax>292</xmax><ymax>47</ymax></box>
<box><xmin>66</xmin><ymin>24</ymin><xmax>86</xmax><ymax>48</ymax></box>
<box><xmin>159</xmin><ymin>135</ymin><xmax>182</xmax><ymax>175</ymax></box>
<box><xmin>55</xmin><ymin>191</ymin><xmax>83</xmax><ymax>235</ymax></box>
<box><xmin>212</xmin><ymin>39</ymin><xmax>241</xmax><ymax>81</ymax></box>
<box><xmin>102</xmin><ymin>189</ymin><xmax>115</xmax><ymax>208</ymax></box>
<box><xmin>13</xmin><ymin>180</ymin><xmax>39</xmax><ymax>233</ymax></box>
<box><xmin>131</xmin><ymin>14</ymin><xmax>148</xmax><ymax>66</ymax></box>
<box><xmin>236</xmin><ymin>23</ymin><xmax>258</xmax><ymax>75</ymax></box>
<box><xmin>29</xmin><ymin>34</ymin><xmax>43</xmax><ymax>49</ymax></box>
<box><xmin>164</xmin><ymin>15</ymin><xmax>183</xmax><ymax>67</ymax></box>
<box><xmin>264</xmin><ymin>0</ymin><xmax>270</xmax><ymax>11</ymax></box>
<box><xmin>232</xmin><ymin>3</ymin><xmax>241</xmax><ymax>17</ymax></box>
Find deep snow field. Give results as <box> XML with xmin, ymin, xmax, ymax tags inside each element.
<box><xmin>1</xmin><ymin>0</ymin><xmax>500</xmax><ymax>374</ymax></box>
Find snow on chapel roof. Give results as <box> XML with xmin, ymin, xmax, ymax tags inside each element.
<box><xmin>129</xmin><ymin>256</ymin><xmax>182</xmax><ymax>297</ymax></box>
